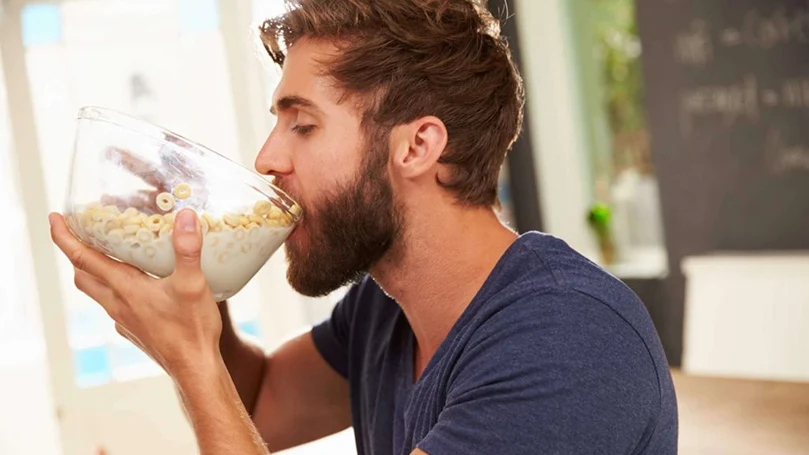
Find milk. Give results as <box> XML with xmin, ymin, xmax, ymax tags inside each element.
<box><xmin>66</xmin><ymin>204</ymin><xmax>295</xmax><ymax>301</ymax></box>
<box><xmin>96</xmin><ymin>225</ymin><xmax>291</xmax><ymax>301</ymax></box>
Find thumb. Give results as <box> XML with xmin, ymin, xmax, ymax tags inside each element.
<box><xmin>172</xmin><ymin>209</ymin><xmax>203</xmax><ymax>276</ymax></box>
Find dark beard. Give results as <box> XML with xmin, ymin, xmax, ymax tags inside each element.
<box><xmin>284</xmin><ymin>132</ymin><xmax>403</xmax><ymax>297</ymax></box>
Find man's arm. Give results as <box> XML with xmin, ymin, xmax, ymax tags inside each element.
<box><xmin>179</xmin><ymin>328</ymin><xmax>351</xmax><ymax>455</ymax></box>
<box><xmin>219</xmin><ymin>302</ymin><xmax>351</xmax><ymax>452</ymax></box>
<box><xmin>218</xmin><ymin>301</ymin><xmax>269</xmax><ymax>414</ymax></box>
<box><xmin>176</xmin><ymin>354</ymin><xmax>270</xmax><ymax>455</ymax></box>
<box><xmin>252</xmin><ymin>332</ymin><xmax>351</xmax><ymax>451</ymax></box>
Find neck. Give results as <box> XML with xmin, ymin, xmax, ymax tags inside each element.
<box><xmin>370</xmin><ymin>203</ymin><xmax>517</xmax><ymax>378</ymax></box>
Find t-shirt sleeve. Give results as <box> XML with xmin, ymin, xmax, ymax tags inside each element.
<box><xmin>310</xmin><ymin>283</ymin><xmax>362</xmax><ymax>379</ymax></box>
<box><xmin>417</xmin><ymin>291</ymin><xmax>667</xmax><ymax>455</ymax></box>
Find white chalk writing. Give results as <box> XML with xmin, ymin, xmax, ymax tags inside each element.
<box><xmin>766</xmin><ymin>128</ymin><xmax>809</xmax><ymax>173</ymax></box>
<box><xmin>720</xmin><ymin>28</ymin><xmax>744</xmax><ymax>46</ymax></box>
<box><xmin>679</xmin><ymin>75</ymin><xmax>809</xmax><ymax>136</ymax></box>
<box><xmin>742</xmin><ymin>7</ymin><xmax>809</xmax><ymax>49</ymax></box>
<box><xmin>762</xmin><ymin>89</ymin><xmax>780</xmax><ymax>107</ymax></box>
<box><xmin>675</xmin><ymin>19</ymin><xmax>713</xmax><ymax>66</ymax></box>
<box><xmin>679</xmin><ymin>75</ymin><xmax>758</xmax><ymax>136</ymax></box>
<box><xmin>677</xmin><ymin>5</ymin><xmax>809</xmax><ymax>54</ymax></box>
<box><xmin>780</xmin><ymin>77</ymin><xmax>809</xmax><ymax>108</ymax></box>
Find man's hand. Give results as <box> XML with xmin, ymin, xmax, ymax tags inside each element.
<box><xmin>49</xmin><ymin>208</ymin><xmax>221</xmax><ymax>380</ymax></box>
<box><xmin>52</xmin><ymin>209</ymin><xmax>271</xmax><ymax>454</ymax></box>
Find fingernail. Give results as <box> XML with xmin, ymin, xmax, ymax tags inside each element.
<box><xmin>178</xmin><ymin>210</ymin><xmax>197</xmax><ymax>232</ymax></box>
<box><xmin>48</xmin><ymin>213</ymin><xmax>56</xmax><ymax>227</ymax></box>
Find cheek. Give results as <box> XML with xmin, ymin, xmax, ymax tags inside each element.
<box><xmin>296</xmin><ymin>158</ymin><xmax>355</xmax><ymax>205</ymax></box>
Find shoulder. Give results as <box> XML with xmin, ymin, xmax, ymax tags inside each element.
<box><xmin>423</xmin><ymin>290</ymin><xmax>676</xmax><ymax>454</ymax></box>
<box><xmin>463</xmin><ymin>232</ymin><xmax>669</xmax><ymax>390</ymax></box>
<box><xmin>438</xmin><ymin>234</ymin><xmax>677</xmax><ymax>449</ymax></box>
<box><xmin>437</xmin><ymin>289</ymin><xmax>673</xmax><ymax>452</ymax></box>
<box><xmin>496</xmin><ymin>232</ymin><xmax>668</xmax><ymax>366</ymax></box>
<box><xmin>455</xmin><ymin>288</ymin><xmax>662</xmax><ymax>396</ymax></box>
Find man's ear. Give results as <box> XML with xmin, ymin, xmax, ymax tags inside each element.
<box><xmin>390</xmin><ymin>116</ymin><xmax>448</xmax><ymax>179</ymax></box>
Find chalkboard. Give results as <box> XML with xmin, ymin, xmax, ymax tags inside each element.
<box><xmin>635</xmin><ymin>0</ymin><xmax>809</xmax><ymax>365</ymax></box>
<box><xmin>637</xmin><ymin>0</ymin><xmax>809</xmax><ymax>252</ymax></box>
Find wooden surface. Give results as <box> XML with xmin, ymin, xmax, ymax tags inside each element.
<box><xmin>675</xmin><ymin>371</ymin><xmax>809</xmax><ymax>454</ymax></box>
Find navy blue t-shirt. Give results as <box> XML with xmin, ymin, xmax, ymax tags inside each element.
<box><xmin>311</xmin><ymin>232</ymin><xmax>678</xmax><ymax>455</ymax></box>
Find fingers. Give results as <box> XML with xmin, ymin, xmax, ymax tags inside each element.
<box><xmin>106</xmin><ymin>146</ymin><xmax>165</xmax><ymax>188</ymax></box>
<box><xmin>50</xmin><ymin>213</ymin><xmax>129</xmax><ymax>284</ymax></box>
<box><xmin>74</xmin><ymin>268</ymin><xmax>120</xmax><ymax>317</ymax></box>
<box><xmin>114</xmin><ymin>322</ymin><xmax>137</xmax><ymax>343</ymax></box>
<box><xmin>170</xmin><ymin>210</ymin><xmax>206</xmax><ymax>296</ymax></box>
<box><xmin>165</xmin><ymin>156</ymin><xmax>205</xmax><ymax>188</ymax></box>
<box><xmin>114</xmin><ymin>324</ymin><xmax>146</xmax><ymax>358</ymax></box>
<box><xmin>109</xmin><ymin>145</ymin><xmax>209</xmax><ymax>205</ymax></box>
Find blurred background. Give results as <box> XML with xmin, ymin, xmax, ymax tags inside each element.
<box><xmin>0</xmin><ymin>0</ymin><xmax>807</xmax><ymax>454</ymax></box>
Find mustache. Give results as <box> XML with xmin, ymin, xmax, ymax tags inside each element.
<box><xmin>271</xmin><ymin>177</ymin><xmax>303</xmax><ymax>206</ymax></box>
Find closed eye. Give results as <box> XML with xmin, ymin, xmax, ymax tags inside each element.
<box><xmin>292</xmin><ymin>125</ymin><xmax>316</xmax><ymax>136</ymax></box>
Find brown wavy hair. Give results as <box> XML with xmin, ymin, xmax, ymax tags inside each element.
<box><xmin>259</xmin><ymin>0</ymin><xmax>524</xmax><ymax>207</ymax></box>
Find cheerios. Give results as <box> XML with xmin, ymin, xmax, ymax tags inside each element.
<box><xmin>172</xmin><ymin>183</ymin><xmax>192</xmax><ymax>200</ymax></box>
<box><xmin>74</xmin><ymin>199</ymin><xmax>300</xmax><ymax>301</ymax></box>
<box><xmin>159</xmin><ymin>224</ymin><xmax>172</xmax><ymax>238</ymax></box>
<box><xmin>248</xmin><ymin>214</ymin><xmax>265</xmax><ymax>226</ymax></box>
<box><xmin>253</xmin><ymin>200</ymin><xmax>272</xmax><ymax>216</ymax></box>
<box><xmin>202</xmin><ymin>213</ymin><xmax>217</xmax><ymax>228</ymax></box>
<box><xmin>107</xmin><ymin>229</ymin><xmax>124</xmax><ymax>244</ymax></box>
<box><xmin>223</xmin><ymin>213</ymin><xmax>241</xmax><ymax>228</ymax></box>
<box><xmin>121</xmin><ymin>216</ymin><xmax>140</xmax><ymax>227</ymax></box>
<box><xmin>103</xmin><ymin>205</ymin><xmax>122</xmax><ymax>216</ymax></box>
<box><xmin>136</xmin><ymin>228</ymin><xmax>153</xmax><ymax>244</ymax></box>
<box><xmin>155</xmin><ymin>192</ymin><xmax>176</xmax><ymax>212</ymax></box>
<box><xmin>147</xmin><ymin>214</ymin><xmax>165</xmax><ymax>232</ymax></box>
<box><xmin>268</xmin><ymin>206</ymin><xmax>284</xmax><ymax>220</ymax></box>
<box><xmin>79</xmin><ymin>211</ymin><xmax>94</xmax><ymax>227</ymax></box>
<box><xmin>122</xmin><ymin>207</ymin><xmax>139</xmax><ymax>218</ymax></box>
<box><xmin>200</xmin><ymin>216</ymin><xmax>210</xmax><ymax>235</ymax></box>
<box><xmin>217</xmin><ymin>251</ymin><xmax>233</xmax><ymax>264</ymax></box>
<box><xmin>93</xmin><ymin>210</ymin><xmax>112</xmax><ymax>223</ymax></box>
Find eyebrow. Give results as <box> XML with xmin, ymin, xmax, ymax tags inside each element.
<box><xmin>270</xmin><ymin>95</ymin><xmax>323</xmax><ymax>116</ymax></box>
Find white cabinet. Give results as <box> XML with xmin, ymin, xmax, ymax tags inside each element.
<box><xmin>683</xmin><ymin>253</ymin><xmax>809</xmax><ymax>383</ymax></box>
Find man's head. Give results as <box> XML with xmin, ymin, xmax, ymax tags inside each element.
<box><xmin>254</xmin><ymin>0</ymin><xmax>524</xmax><ymax>296</ymax></box>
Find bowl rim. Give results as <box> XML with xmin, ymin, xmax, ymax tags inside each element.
<box><xmin>76</xmin><ymin>105</ymin><xmax>302</xmax><ymax>222</ymax></box>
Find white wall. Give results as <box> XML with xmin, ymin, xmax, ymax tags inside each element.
<box><xmin>514</xmin><ymin>0</ymin><xmax>598</xmax><ymax>258</ymax></box>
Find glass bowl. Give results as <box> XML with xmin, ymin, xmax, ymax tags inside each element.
<box><xmin>64</xmin><ymin>106</ymin><xmax>301</xmax><ymax>301</ymax></box>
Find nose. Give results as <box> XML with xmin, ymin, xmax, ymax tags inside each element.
<box><xmin>254</xmin><ymin>127</ymin><xmax>293</xmax><ymax>179</ymax></box>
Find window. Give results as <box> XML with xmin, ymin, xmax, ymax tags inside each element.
<box><xmin>0</xmin><ymin>51</ymin><xmax>42</xmax><ymax>364</ymax></box>
<box><xmin>21</xmin><ymin>0</ymin><xmax>265</xmax><ymax>386</ymax></box>
<box><xmin>572</xmin><ymin>0</ymin><xmax>668</xmax><ymax>277</ymax></box>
